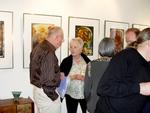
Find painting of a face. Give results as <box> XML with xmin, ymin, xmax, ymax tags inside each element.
<box><xmin>31</xmin><ymin>23</ymin><xmax>53</xmax><ymax>49</ymax></box>
<box><xmin>110</xmin><ymin>28</ymin><xmax>124</xmax><ymax>53</ymax></box>
<box><xmin>0</xmin><ymin>21</ymin><xmax>4</xmax><ymax>58</ymax></box>
<box><xmin>75</xmin><ymin>25</ymin><xmax>93</xmax><ymax>56</ymax></box>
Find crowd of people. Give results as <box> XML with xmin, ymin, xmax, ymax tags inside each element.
<box><xmin>30</xmin><ymin>25</ymin><xmax>150</xmax><ymax>113</ymax></box>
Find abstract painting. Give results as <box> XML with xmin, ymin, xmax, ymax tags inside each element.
<box><xmin>110</xmin><ymin>28</ymin><xmax>124</xmax><ymax>53</ymax></box>
<box><xmin>23</xmin><ymin>13</ymin><xmax>62</xmax><ymax>68</ymax></box>
<box><xmin>0</xmin><ymin>11</ymin><xmax>13</xmax><ymax>69</ymax></box>
<box><xmin>75</xmin><ymin>25</ymin><xmax>93</xmax><ymax>56</ymax></box>
<box><xmin>0</xmin><ymin>21</ymin><xmax>4</xmax><ymax>58</ymax></box>
<box><xmin>31</xmin><ymin>23</ymin><xmax>53</xmax><ymax>49</ymax></box>
<box><xmin>68</xmin><ymin>16</ymin><xmax>100</xmax><ymax>60</ymax></box>
<box><xmin>105</xmin><ymin>20</ymin><xmax>129</xmax><ymax>51</ymax></box>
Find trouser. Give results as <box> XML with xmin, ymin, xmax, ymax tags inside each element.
<box><xmin>65</xmin><ymin>94</ymin><xmax>87</xmax><ymax>113</ymax></box>
<box><xmin>142</xmin><ymin>101</ymin><xmax>150</xmax><ymax>113</ymax></box>
<box><xmin>33</xmin><ymin>86</ymin><xmax>61</xmax><ymax>113</ymax></box>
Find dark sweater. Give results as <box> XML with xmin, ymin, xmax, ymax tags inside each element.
<box><xmin>60</xmin><ymin>53</ymin><xmax>90</xmax><ymax>76</ymax></box>
<box><xmin>84</xmin><ymin>59</ymin><xmax>110</xmax><ymax>113</ymax></box>
<box><xmin>95</xmin><ymin>48</ymin><xmax>150</xmax><ymax>113</ymax></box>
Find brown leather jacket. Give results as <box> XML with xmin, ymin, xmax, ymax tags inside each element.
<box><xmin>30</xmin><ymin>40</ymin><xmax>61</xmax><ymax>101</ymax></box>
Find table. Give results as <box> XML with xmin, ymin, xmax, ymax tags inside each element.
<box><xmin>0</xmin><ymin>97</ymin><xmax>34</xmax><ymax>113</ymax></box>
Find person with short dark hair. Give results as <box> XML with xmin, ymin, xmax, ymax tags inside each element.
<box><xmin>84</xmin><ymin>38</ymin><xmax>115</xmax><ymax>113</ymax></box>
<box><xmin>95</xmin><ymin>28</ymin><xmax>150</xmax><ymax>113</ymax></box>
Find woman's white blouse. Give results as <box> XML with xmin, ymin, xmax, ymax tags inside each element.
<box><xmin>66</xmin><ymin>57</ymin><xmax>87</xmax><ymax>99</ymax></box>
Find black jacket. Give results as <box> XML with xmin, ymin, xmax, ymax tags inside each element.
<box><xmin>60</xmin><ymin>53</ymin><xmax>90</xmax><ymax>76</ymax></box>
<box><xmin>95</xmin><ymin>48</ymin><xmax>150</xmax><ymax>113</ymax></box>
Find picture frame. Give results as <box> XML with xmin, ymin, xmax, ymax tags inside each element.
<box><xmin>104</xmin><ymin>20</ymin><xmax>129</xmax><ymax>52</ymax></box>
<box><xmin>0</xmin><ymin>11</ymin><xmax>13</xmax><ymax>69</ymax></box>
<box><xmin>68</xmin><ymin>16</ymin><xmax>100</xmax><ymax>60</ymax></box>
<box><xmin>132</xmin><ymin>24</ymin><xmax>150</xmax><ymax>30</ymax></box>
<box><xmin>23</xmin><ymin>13</ymin><xmax>62</xmax><ymax>68</ymax></box>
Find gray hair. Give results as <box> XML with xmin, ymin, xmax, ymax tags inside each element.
<box><xmin>47</xmin><ymin>25</ymin><xmax>63</xmax><ymax>38</ymax></box>
<box><xmin>70</xmin><ymin>37</ymin><xmax>84</xmax><ymax>48</ymax></box>
<box><xmin>98</xmin><ymin>38</ymin><xmax>115</xmax><ymax>57</ymax></box>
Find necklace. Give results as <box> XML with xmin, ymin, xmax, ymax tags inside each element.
<box><xmin>97</xmin><ymin>56</ymin><xmax>111</xmax><ymax>61</ymax></box>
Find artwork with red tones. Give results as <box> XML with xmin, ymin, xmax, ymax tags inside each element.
<box><xmin>110</xmin><ymin>28</ymin><xmax>124</xmax><ymax>53</ymax></box>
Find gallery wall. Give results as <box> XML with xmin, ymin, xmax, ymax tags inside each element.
<box><xmin>0</xmin><ymin>0</ymin><xmax>150</xmax><ymax>112</ymax></box>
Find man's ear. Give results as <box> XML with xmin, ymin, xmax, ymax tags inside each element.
<box><xmin>148</xmin><ymin>40</ymin><xmax>150</xmax><ymax>47</ymax></box>
<box><xmin>54</xmin><ymin>35</ymin><xmax>59</xmax><ymax>41</ymax></box>
<box><xmin>80</xmin><ymin>47</ymin><xmax>83</xmax><ymax>53</ymax></box>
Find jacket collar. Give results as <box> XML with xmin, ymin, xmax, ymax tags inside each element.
<box><xmin>44</xmin><ymin>40</ymin><xmax>56</xmax><ymax>52</ymax></box>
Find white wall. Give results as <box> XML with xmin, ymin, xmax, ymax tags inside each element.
<box><xmin>0</xmin><ymin>0</ymin><xmax>150</xmax><ymax>112</ymax></box>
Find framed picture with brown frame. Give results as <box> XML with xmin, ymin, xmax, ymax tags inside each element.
<box><xmin>68</xmin><ymin>16</ymin><xmax>100</xmax><ymax>60</ymax></box>
<box><xmin>0</xmin><ymin>11</ymin><xmax>13</xmax><ymax>69</ymax></box>
<box><xmin>104</xmin><ymin>20</ymin><xmax>129</xmax><ymax>53</ymax></box>
<box><xmin>23</xmin><ymin>13</ymin><xmax>62</xmax><ymax>68</ymax></box>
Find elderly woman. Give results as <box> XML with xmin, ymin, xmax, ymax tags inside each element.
<box><xmin>84</xmin><ymin>38</ymin><xmax>115</xmax><ymax>113</ymax></box>
<box><xmin>60</xmin><ymin>38</ymin><xmax>90</xmax><ymax>113</ymax></box>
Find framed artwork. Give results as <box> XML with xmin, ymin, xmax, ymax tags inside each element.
<box><xmin>0</xmin><ymin>11</ymin><xmax>13</xmax><ymax>69</ymax></box>
<box><xmin>23</xmin><ymin>13</ymin><xmax>62</xmax><ymax>68</ymax></box>
<box><xmin>132</xmin><ymin>24</ymin><xmax>149</xmax><ymax>30</ymax></box>
<box><xmin>104</xmin><ymin>20</ymin><xmax>129</xmax><ymax>52</ymax></box>
<box><xmin>68</xmin><ymin>16</ymin><xmax>100</xmax><ymax>60</ymax></box>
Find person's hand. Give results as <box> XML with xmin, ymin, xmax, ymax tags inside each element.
<box><xmin>140</xmin><ymin>82</ymin><xmax>150</xmax><ymax>96</ymax></box>
<box><xmin>70</xmin><ymin>74</ymin><xmax>77</xmax><ymax>80</ymax></box>
<box><xmin>60</xmin><ymin>72</ymin><xmax>65</xmax><ymax>80</ymax></box>
<box><xmin>70</xmin><ymin>74</ymin><xmax>84</xmax><ymax>80</ymax></box>
<box><xmin>76</xmin><ymin>74</ymin><xmax>85</xmax><ymax>81</ymax></box>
